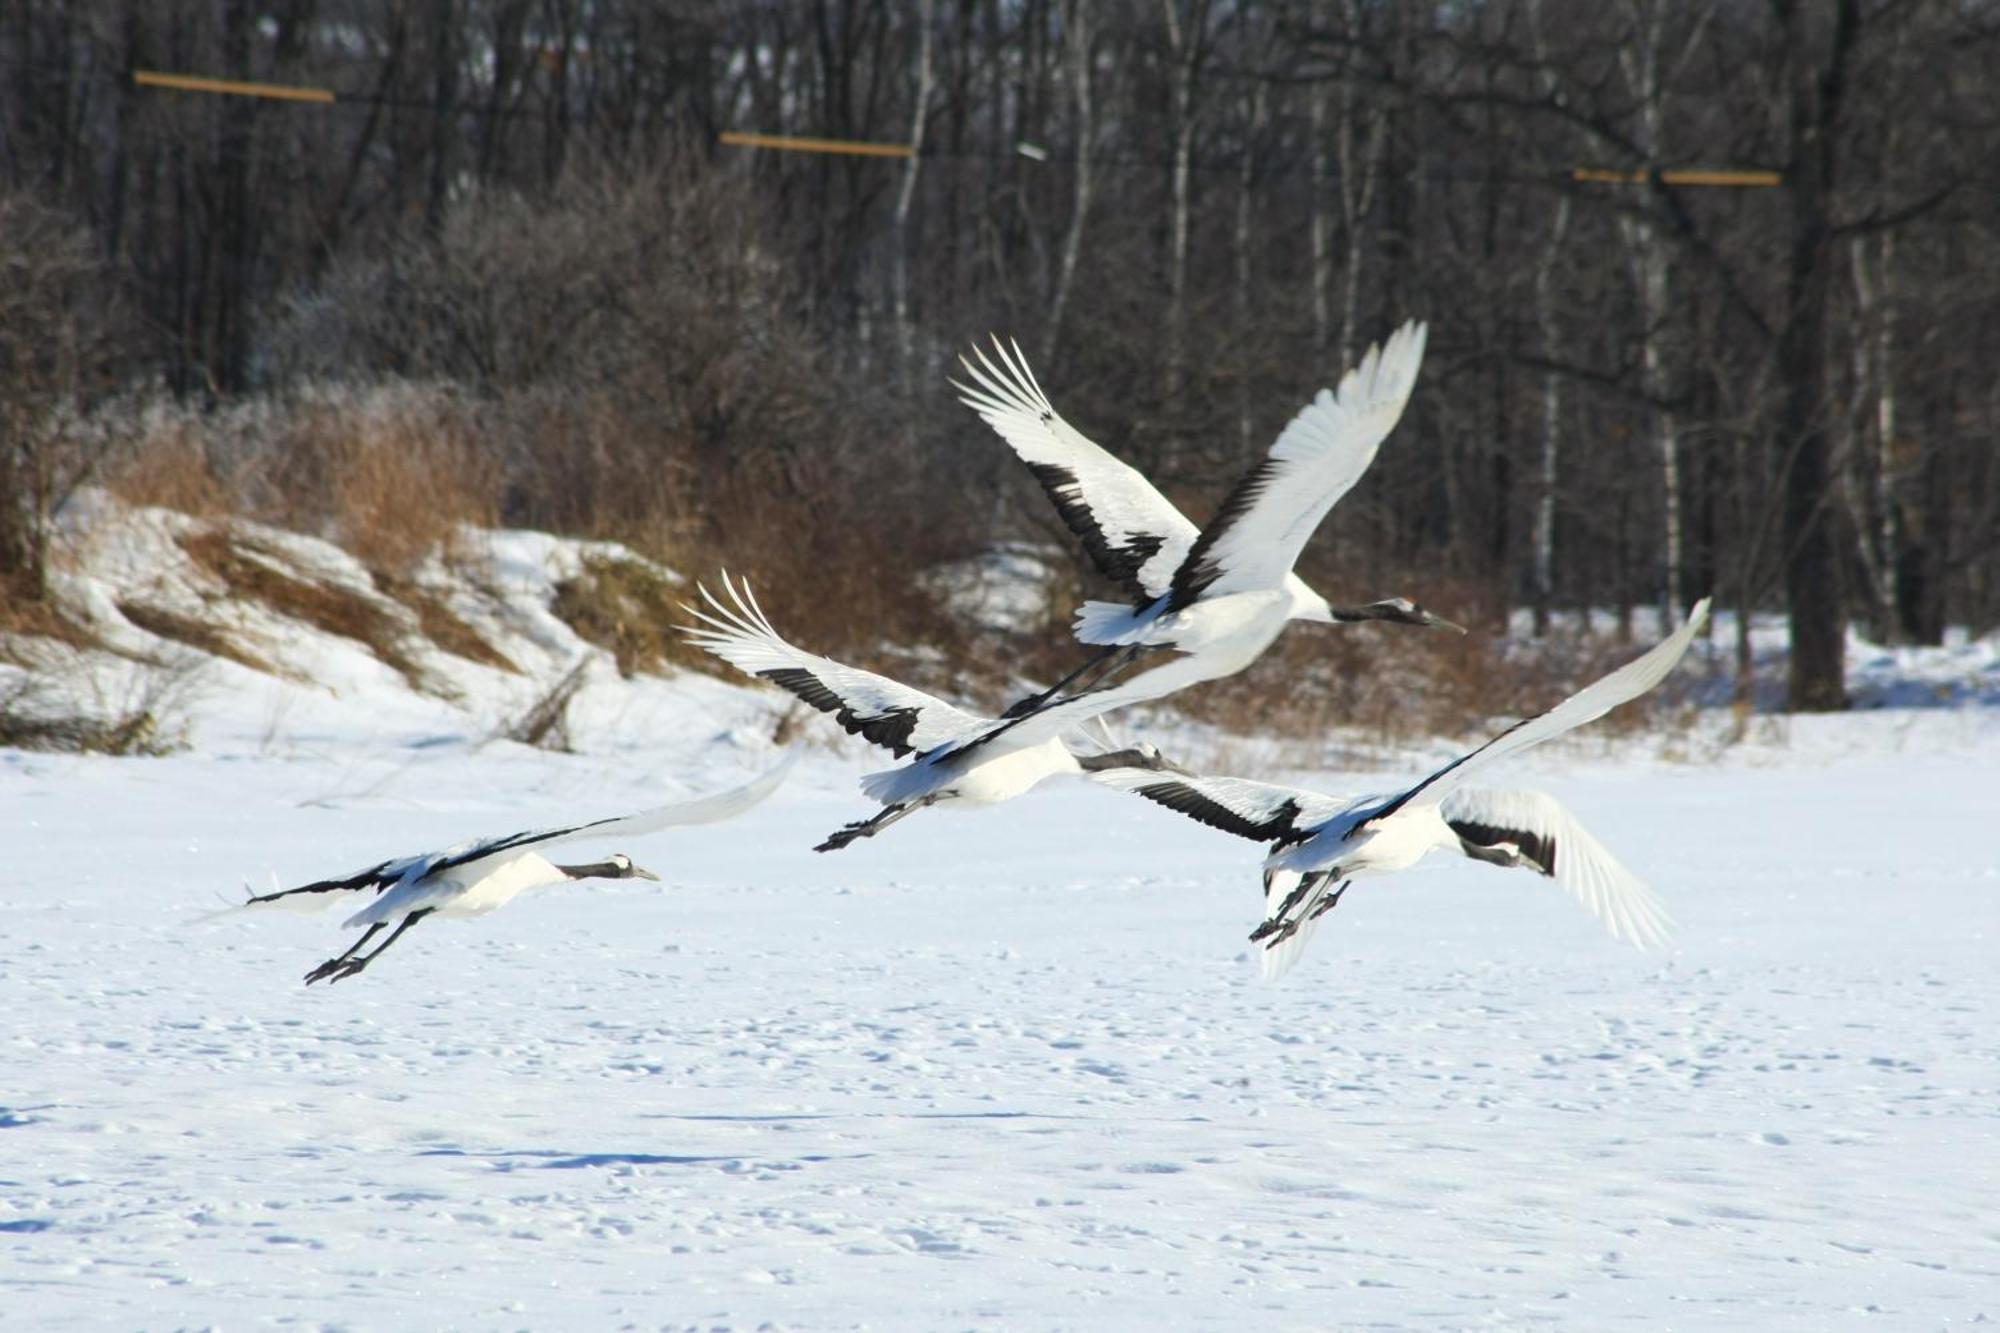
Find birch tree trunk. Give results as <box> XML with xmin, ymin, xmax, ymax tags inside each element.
<box><xmin>1531</xmin><ymin>195</ymin><xmax>1572</xmax><ymax>636</ymax></box>
<box><xmin>1161</xmin><ymin>0</ymin><xmax>1209</xmax><ymax>400</ymax></box>
<box><xmin>891</xmin><ymin>0</ymin><xmax>934</xmax><ymax>392</ymax></box>
<box><xmin>1234</xmin><ymin>80</ymin><xmax>1267</xmax><ymax>448</ymax></box>
<box><xmin>1045</xmin><ymin>0</ymin><xmax>1093</xmax><ymax>366</ymax></box>
<box><xmin>1617</xmin><ymin>0</ymin><xmax>1698</xmax><ymax>626</ymax></box>
<box><xmin>1334</xmin><ymin>0</ymin><xmax>1382</xmax><ymax>366</ymax></box>
<box><xmin>1307</xmin><ymin>0</ymin><xmax>1331</xmax><ymax>354</ymax></box>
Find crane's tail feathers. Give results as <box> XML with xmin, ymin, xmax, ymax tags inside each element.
<box><xmin>858</xmin><ymin>762</ymin><xmax>936</xmax><ymax>809</ymax></box>
<box><xmin>1073</xmin><ymin>600</ymin><xmax>1151</xmax><ymax>646</ymax></box>
<box><xmin>1252</xmin><ymin>870</ymin><xmax>1345</xmax><ymax>980</ymax></box>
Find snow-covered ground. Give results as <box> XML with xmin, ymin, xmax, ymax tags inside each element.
<box><xmin>3</xmin><ymin>502</ymin><xmax>1997</xmax><ymax>1329</ymax></box>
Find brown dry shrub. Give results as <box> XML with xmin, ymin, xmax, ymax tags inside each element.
<box><xmin>100</xmin><ymin>417</ymin><xmax>236</xmax><ymax>518</ymax></box>
<box><xmin>244</xmin><ymin>385</ymin><xmax>501</xmax><ymax>577</ymax></box>
<box><xmin>552</xmin><ymin>555</ymin><xmax>707</xmax><ymax>678</ymax></box>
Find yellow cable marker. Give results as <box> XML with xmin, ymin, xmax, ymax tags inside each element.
<box><xmin>1573</xmin><ymin>167</ymin><xmax>1780</xmax><ymax>187</ymax></box>
<box><xmin>720</xmin><ymin>130</ymin><xmax>914</xmax><ymax>159</ymax></box>
<box><xmin>134</xmin><ymin>70</ymin><xmax>335</xmax><ymax>104</ymax></box>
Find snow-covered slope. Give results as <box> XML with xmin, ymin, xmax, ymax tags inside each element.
<box><xmin>2</xmin><ymin>495</ymin><xmax>1996</xmax><ymax>1328</ymax></box>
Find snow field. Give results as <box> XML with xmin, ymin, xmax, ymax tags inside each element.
<box><xmin>3</xmin><ymin>718</ymin><xmax>1996</xmax><ymax>1329</ymax></box>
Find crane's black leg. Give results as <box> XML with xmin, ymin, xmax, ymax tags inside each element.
<box><xmin>1000</xmin><ymin>645</ymin><xmax>1128</xmax><ymax>719</ymax></box>
<box><xmin>304</xmin><ymin>922</ymin><xmax>385</xmax><ymax>984</ymax></box>
<box><xmin>316</xmin><ymin>909</ymin><xmax>435</xmax><ymax>985</ymax></box>
<box><xmin>814</xmin><ymin>798</ymin><xmax>935</xmax><ymax>852</ymax></box>
<box><xmin>1251</xmin><ymin>871</ymin><xmax>1350</xmax><ymax>946</ymax></box>
<box><xmin>1307</xmin><ymin>880</ymin><xmax>1353</xmax><ymax>921</ymax></box>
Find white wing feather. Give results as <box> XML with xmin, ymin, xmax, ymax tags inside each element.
<box><xmin>1443</xmin><ymin>787</ymin><xmax>1675</xmax><ymax>949</ymax></box>
<box><xmin>1171</xmin><ymin>321</ymin><xmax>1427</xmax><ymax>602</ymax></box>
<box><xmin>954</xmin><ymin>337</ymin><xmax>1199</xmax><ymax>603</ymax></box>
<box><xmin>1383</xmin><ymin>597</ymin><xmax>1712</xmax><ymax>817</ymax></box>
<box><xmin>1089</xmin><ymin>767</ymin><xmax>1354</xmax><ymax>841</ymax></box>
<box><xmin>682</xmin><ymin>575</ymin><xmax>990</xmax><ymax>756</ymax></box>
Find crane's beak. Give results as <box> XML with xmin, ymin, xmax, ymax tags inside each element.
<box><xmin>1420</xmin><ymin>608</ymin><xmax>1468</xmax><ymax>635</ymax></box>
<box><xmin>631</xmin><ymin>864</ymin><xmax>663</xmax><ymax>882</ymax></box>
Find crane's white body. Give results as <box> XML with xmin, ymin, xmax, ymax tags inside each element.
<box><xmin>1100</xmin><ymin>599</ymin><xmax>1711</xmax><ymax>977</ymax></box>
<box><xmin>901</xmin><ymin>736</ymin><xmax>1082</xmax><ymax>806</ymax></box>
<box><xmin>682</xmin><ymin>577</ymin><xmax>1186</xmax><ymax>844</ymax></box>
<box><xmin>240</xmin><ymin>755</ymin><xmax>797</xmax><ymax>981</ymax></box>
<box><xmin>343</xmin><ymin>850</ymin><xmax>572</xmax><ymax>927</ymax></box>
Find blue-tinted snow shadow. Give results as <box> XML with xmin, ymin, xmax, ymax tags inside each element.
<box><xmin>636</xmin><ymin>1110</ymin><xmax>1093</xmax><ymax>1124</ymax></box>
<box><xmin>0</xmin><ymin>1220</ymin><xmax>54</xmax><ymax>1233</ymax></box>
<box><xmin>414</xmin><ymin>1148</ymin><xmax>864</xmax><ymax>1171</ymax></box>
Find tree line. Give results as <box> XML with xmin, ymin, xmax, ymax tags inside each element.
<box><xmin>3</xmin><ymin>0</ymin><xmax>1997</xmax><ymax>711</ymax></box>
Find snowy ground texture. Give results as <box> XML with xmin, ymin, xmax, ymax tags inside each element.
<box><xmin>5</xmin><ymin>510</ymin><xmax>1999</xmax><ymax>1329</ymax></box>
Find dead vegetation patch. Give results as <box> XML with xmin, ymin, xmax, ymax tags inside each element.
<box><xmin>114</xmin><ymin>600</ymin><xmax>281</xmax><ymax>678</ymax></box>
<box><xmin>500</xmin><ymin>659</ymin><xmax>589</xmax><ymax>751</ymax></box>
<box><xmin>376</xmin><ymin>574</ymin><xmax>518</xmax><ymax>673</ymax></box>
<box><xmin>178</xmin><ymin>529</ymin><xmax>435</xmax><ymax>691</ymax></box>
<box><xmin>0</xmin><ymin>598</ymin><xmax>100</xmax><ymax>663</ymax></box>
<box><xmin>552</xmin><ymin>554</ymin><xmax>708</xmax><ymax>678</ymax></box>
<box><xmin>0</xmin><ymin>663</ymin><xmax>193</xmax><ymax>757</ymax></box>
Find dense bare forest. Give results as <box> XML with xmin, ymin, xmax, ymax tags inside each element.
<box><xmin>2</xmin><ymin>0</ymin><xmax>1996</xmax><ymax>714</ymax></box>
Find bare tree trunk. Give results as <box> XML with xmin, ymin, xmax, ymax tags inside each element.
<box><xmin>1233</xmin><ymin>80</ymin><xmax>1266</xmax><ymax>448</ymax></box>
<box><xmin>1307</xmin><ymin>0</ymin><xmax>1331</xmax><ymax>354</ymax></box>
<box><xmin>1531</xmin><ymin>195</ymin><xmax>1572</xmax><ymax>635</ymax></box>
<box><xmin>1622</xmin><ymin>216</ymin><xmax>1682</xmax><ymax>620</ymax></box>
<box><xmin>1617</xmin><ymin>0</ymin><xmax>1703</xmax><ymax>624</ymax></box>
<box><xmin>1333</xmin><ymin>0</ymin><xmax>1382</xmax><ymax>366</ymax></box>
<box><xmin>1845</xmin><ymin>230</ymin><xmax>1902</xmax><ymax>641</ymax></box>
<box><xmin>1161</xmin><ymin>0</ymin><xmax>1210</xmax><ymax>400</ymax></box>
<box><xmin>1045</xmin><ymin>0</ymin><xmax>1093</xmax><ymax>365</ymax></box>
<box><xmin>1776</xmin><ymin>0</ymin><xmax>1856</xmax><ymax>712</ymax></box>
<box><xmin>891</xmin><ymin>0</ymin><xmax>934</xmax><ymax>391</ymax></box>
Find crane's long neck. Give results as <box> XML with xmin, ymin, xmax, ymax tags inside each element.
<box><xmin>555</xmin><ymin>860</ymin><xmax>623</xmax><ymax>881</ymax></box>
<box><xmin>1076</xmin><ymin>748</ymin><xmax>1164</xmax><ymax>773</ymax></box>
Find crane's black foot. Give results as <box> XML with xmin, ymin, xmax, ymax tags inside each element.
<box><xmin>304</xmin><ymin>956</ymin><xmax>353</xmax><ymax>985</ymax></box>
<box><xmin>324</xmin><ymin>958</ymin><xmax>371</xmax><ymax>984</ymax></box>
<box><xmin>814</xmin><ymin>825</ymin><xmax>865</xmax><ymax>853</ymax></box>
<box><xmin>1250</xmin><ymin>915</ymin><xmax>1300</xmax><ymax>946</ymax></box>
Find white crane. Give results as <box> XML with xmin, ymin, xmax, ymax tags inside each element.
<box><xmin>1097</xmin><ymin>599</ymin><xmax>1709</xmax><ymax>978</ymax></box>
<box><xmin>241</xmin><ymin>755</ymin><xmax>796</xmax><ymax>983</ymax></box>
<box><xmin>955</xmin><ymin>321</ymin><xmax>1460</xmax><ymax>717</ymax></box>
<box><xmin>681</xmin><ymin>574</ymin><xmax>1190</xmax><ymax>851</ymax></box>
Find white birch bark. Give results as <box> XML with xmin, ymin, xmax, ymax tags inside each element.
<box><xmin>1531</xmin><ymin>194</ymin><xmax>1572</xmax><ymax>635</ymax></box>
<box><xmin>891</xmin><ymin>0</ymin><xmax>934</xmax><ymax>391</ymax></box>
<box><xmin>1161</xmin><ymin>0</ymin><xmax>1209</xmax><ymax>399</ymax></box>
<box><xmin>1234</xmin><ymin>80</ymin><xmax>1266</xmax><ymax>448</ymax></box>
<box><xmin>1045</xmin><ymin>0</ymin><xmax>1094</xmax><ymax>365</ymax></box>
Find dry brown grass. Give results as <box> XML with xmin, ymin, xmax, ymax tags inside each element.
<box><xmin>103</xmin><ymin>384</ymin><xmax>502</xmax><ymax>580</ymax></box>
<box><xmin>100</xmin><ymin>417</ymin><xmax>236</xmax><ymax>518</ymax></box>
<box><xmin>375</xmin><ymin>575</ymin><xmax>518</xmax><ymax>674</ymax></box>
<box><xmin>552</xmin><ymin>555</ymin><xmax>709</xmax><ymax>678</ymax></box>
<box><xmin>179</xmin><ymin>530</ymin><xmax>435</xmax><ymax>691</ymax></box>
<box><xmin>0</xmin><ymin>596</ymin><xmax>99</xmax><ymax>662</ymax></box>
<box><xmin>114</xmin><ymin>600</ymin><xmax>281</xmax><ymax>678</ymax></box>
<box><xmin>0</xmin><ymin>660</ymin><xmax>194</xmax><ymax>757</ymax></box>
<box><xmin>248</xmin><ymin>386</ymin><xmax>501</xmax><ymax>578</ymax></box>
